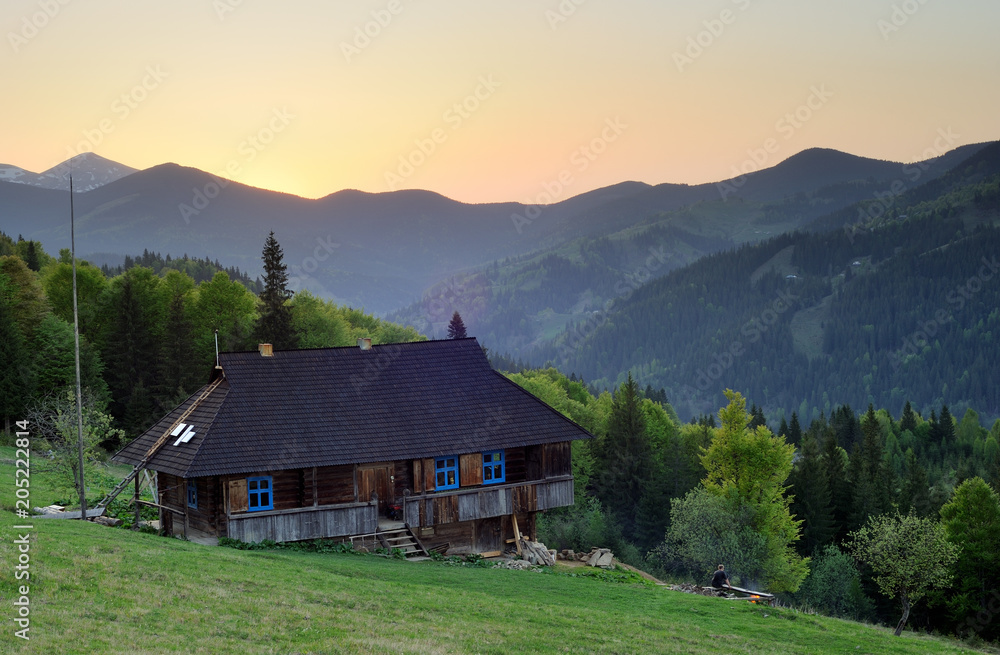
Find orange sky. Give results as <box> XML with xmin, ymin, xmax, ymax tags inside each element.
<box><xmin>2</xmin><ymin>0</ymin><xmax>998</xmax><ymax>204</ymax></box>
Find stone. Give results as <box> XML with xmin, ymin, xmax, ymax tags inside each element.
<box><xmin>595</xmin><ymin>552</ymin><xmax>614</xmax><ymax>568</ymax></box>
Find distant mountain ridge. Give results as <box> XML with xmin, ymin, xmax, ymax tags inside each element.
<box><xmin>0</xmin><ymin>153</ymin><xmax>138</xmax><ymax>192</ymax></box>
<box><xmin>0</xmin><ymin>143</ymin><xmax>993</xmax><ymax>315</ymax></box>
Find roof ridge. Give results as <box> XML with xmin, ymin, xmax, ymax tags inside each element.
<box><xmin>491</xmin><ymin>369</ymin><xmax>596</xmax><ymax>439</ymax></box>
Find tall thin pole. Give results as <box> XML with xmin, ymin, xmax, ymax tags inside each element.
<box><xmin>70</xmin><ymin>174</ymin><xmax>88</xmax><ymax>517</ymax></box>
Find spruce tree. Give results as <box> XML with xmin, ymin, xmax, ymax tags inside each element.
<box><xmin>790</xmin><ymin>433</ymin><xmax>835</xmax><ymax>554</ymax></box>
<box><xmin>788</xmin><ymin>411</ymin><xmax>803</xmax><ymax>445</ymax></box>
<box><xmin>254</xmin><ymin>231</ymin><xmax>297</xmax><ymax>350</ymax></box>
<box><xmin>24</xmin><ymin>241</ymin><xmax>39</xmax><ymax>271</ymax></box>
<box><xmin>938</xmin><ymin>404</ymin><xmax>956</xmax><ymax>448</ymax></box>
<box><xmin>447</xmin><ymin>311</ymin><xmax>467</xmax><ymax>339</ymax></box>
<box><xmin>592</xmin><ymin>373</ymin><xmax>649</xmax><ymax>542</ymax></box>
<box><xmin>0</xmin><ymin>296</ymin><xmax>30</xmax><ymax>432</ymax></box>
<box><xmin>822</xmin><ymin>429</ymin><xmax>853</xmax><ymax>542</ymax></box>
<box><xmin>899</xmin><ymin>400</ymin><xmax>917</xmax><ymax>433</ymax></box>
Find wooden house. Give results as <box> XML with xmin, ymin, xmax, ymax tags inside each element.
<box><xmin>113</xmin><ymin>338</ymin><xmax>591</xmax><ymax>554</ymax></box>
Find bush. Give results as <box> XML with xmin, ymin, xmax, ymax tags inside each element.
<box><xmin>795</xmin><ymin>545</ymin><xmax>875</xmax><ymax>621</ymax></box>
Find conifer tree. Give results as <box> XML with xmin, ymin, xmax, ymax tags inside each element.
<box><xmin>790</xmin><ymin>433</ymin><xmax>835</xmax><ymax>554</ymax></box>
<box><xmin>850</xmin><ymin>405</ymin><xmax>892</xmax><ymax>530</ymax></box>
<box><xmin>592</xmin><ymin>373</ymin><xmax>649</xmax><ymax>542</ymax></box>
<box><xmin>822</xmin><ymin>429</ymin><xmax>853</xmax><ymax>542</ymax></box>
<box><xmin>447</xmin><ymin>311</ymin><xmax>467</xmax><ymax>339</ymax></box>
<box><xmin>24</xmin><ymin>241</ymin><xmax>39</xmax><ymax>272</ymax></box>
<box><xmin>0</xmin><ymin>293</ymin><xmax>30</xmax><ymax>432</ymax></box>
<box><xmin>254</xmin><ymin>231</ymin><xmax>298</xmax><ymax>350</ymax></box>
<box><xmin>788</xmin><ymin>411</ymin><xmax>803</xmax><ymax>445</ymax></box>
<box><xmin>938</xmin><ymin>404</ymin><xmax>956</xmax><ymax>447</ymax></box>
<box><xmin>899</xmin><ymin>400</ymin><xmax>918</xmax><ymax>433</ymax></box>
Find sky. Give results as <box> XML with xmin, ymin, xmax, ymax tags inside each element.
<box><xmin>2</xmin><ymin>0</ymin><xmax>998</xmax><ymax>204</ymax></box>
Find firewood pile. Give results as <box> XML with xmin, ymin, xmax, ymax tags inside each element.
<box><xmin>667</xmin><ymin>583</ymin><xmax>730</xmax><ymax>597</ymax></box>
<box><xmin>518</xmin><ymin>538</ymin><xmax>556</xmax><ymax>566</ymax></box>
<box><xmin>554</xmin><ymin>547</ymin><xmax>616</xmax><ymax>568</ymax></box>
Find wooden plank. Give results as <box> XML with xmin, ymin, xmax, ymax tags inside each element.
<box><xmin>457</xmin><ymin>493</ymin><xmax>478</xmax><ymax>522</ymax></box>
<box><xmin>423</xmin><ymin>458</ymin><xmax>436</xmax><ymax>492</ymax></box>
<box><xmin>512</xmin><ymin>514</ymin><xmax>523</xmax><ymax>556</ymax></box>
<box><xmin>312</xmin><ymin>467</ymin><xmax>318</xmax><ymax>507</ymax></box>
<box><xmin>228</xmin><ymin>479</ymin><xmax>248</xmax><ymax>513</ymax></box>
<box><xmin>479</xmin><ymin>550</ymin><xmax>502</xmax><ymax>558</ymax></box>
<box><xmin>412</xmin><ymin>460</ymin><xmax>423</xmax><ymax>493</ymax></box>
<box><xmin>459</xmin><ymin>453</ymin><xmax>482</xmax><ymax>487</ymax></box>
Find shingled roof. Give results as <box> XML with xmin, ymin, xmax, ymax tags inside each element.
<box><xmin>113</xmin><ymin>338</ymin><xmax>592</xmax><ymax>478</ymax></box>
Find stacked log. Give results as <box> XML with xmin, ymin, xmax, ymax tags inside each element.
<box><xmin>519</xmin><ymin>538</ymin><xmax>555</xmax><ymax>566</ymax></box>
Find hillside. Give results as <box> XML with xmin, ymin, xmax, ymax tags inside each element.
<box><xmin>0</xmin><ymin>451</ymin><xmax>983</xmax><ymax>655</ymax></box>
<box><xmin>2</xmin><ymin>146</ymin><xmax>982</xmax><ymax>316</ymax></box>
<box><xmin>388</xmin><ymin>143</ymin><xmax>991</xmax><ymax>353</ymax></box>
<box><xmin>536</xmin><ymin>142</ymin><xmax>1000</xmax><ymax>421</ymax></box>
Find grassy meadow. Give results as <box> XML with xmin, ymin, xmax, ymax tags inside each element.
<box><xmin>0</xmin><ymin>446</ymin><xmax>990</xmax><ymax>654</ymax></box>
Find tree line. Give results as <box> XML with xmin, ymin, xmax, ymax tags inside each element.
<box><xmin>503</xmin><ymin>365</ymin><xmax>1000</xmax><ymax>641</ymax></box>
<box><xmin>0</xmin><ymin>230</ymin><xmax>424</xmax><ymax>455</ymax></box>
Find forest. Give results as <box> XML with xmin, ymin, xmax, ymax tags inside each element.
<box><xmin>506</xmin><ymin>366</ymin><xmax>1000</xmax><ymax>642</ymax></box>
<box><xmin>3</xmin><ymin>226</ymin><xmax>999</xmax><ymax>643</ymax></box>
<box><xmin>0</xmin><ymin>230</ymin><xmax>424</xmax><ymax>444</ymax></box>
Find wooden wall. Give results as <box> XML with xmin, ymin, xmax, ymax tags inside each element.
<box><xmin>316</xmin><ymin>465</ymin><xmax>356</xmax><ymax>505</ymax></box>
<box><xmin>158</xmin><ymin>472</ymin><xmax>222</xmax><ymax>538</ymax></box>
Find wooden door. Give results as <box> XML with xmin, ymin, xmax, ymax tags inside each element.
<box><xmin>477</xmin><ymin>517</ymin><xmax>502</xmax><ymax>554</ymax></box>
<box><xmin>358</xmin><ymin>464</ymin><xmax>394</xmax><ymax>515</ymax></box>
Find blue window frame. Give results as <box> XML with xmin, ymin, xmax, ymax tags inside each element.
<box><xmin>187</xmin><ymin>480</ymin><xmax>198</xmax><ymax>509</ymax></box>
<box><xmin>435</xmin><ymin>457</ymin><xmax>459</xmax><ymax>490</ymax></box>
<box><xmin>482</xmin><ymin>451</ymin><xmax>505</xmax><ymax>484</ymax></box>
<box><xmin>248</xmin><ymin>476</ymin><xmax>273</xmax><ymax>511</ymax></box>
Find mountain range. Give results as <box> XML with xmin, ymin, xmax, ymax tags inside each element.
<box><xmin>0</xmin><ymin>153</ymin><xmax>138</xmax><ymax>193</ymax></box>
<box><xmin>0</xmin><ymin>145</ymin><xmax>987</xmax><ymax>316</ymax></box>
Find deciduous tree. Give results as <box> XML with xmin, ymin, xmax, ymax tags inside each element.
<box><xmin>848</xmin><ymin>511</ymin><xmax>959</xmax><ymax>636</ymax></box>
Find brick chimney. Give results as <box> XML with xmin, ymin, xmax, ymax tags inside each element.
<box><xmin>258</xmin><ymin>343</ymin><xmax>273</xmax><ymax>357</ymax></box>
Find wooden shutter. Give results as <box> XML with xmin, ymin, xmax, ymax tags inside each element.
<box><xmin>228</xmin><ymin>479</ymin><xmax>248</xmax><ymax>513</ymax></box>
<box><xmin>460</xmin><ymin>454</ymin><xmax>483</xmax><ymax>487</ymax></box>
<box><xmin>423</xmin><ymin>458</ymin><xmax>436</xmax><ymax>491</ymax></box>
<box><xmin>359</xmin><ymin>467</ymin><xmax>376</xmax><ymax>502</ymax></box>
<box><xmin>412</xmin><ymin>460</ymin><xmax>423</xmax><ymax>493</ymax></box>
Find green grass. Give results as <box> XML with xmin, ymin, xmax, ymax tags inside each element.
<box><xmin>0</xmin><ymin>449</ymin><xmax>990</xmax><ymax>654</ymax></box>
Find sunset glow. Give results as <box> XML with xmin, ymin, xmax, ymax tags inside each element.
<box><xmin>3</xmin><ymin>0</ymin><xmax>998</xmax><ymax>203</ymax></box>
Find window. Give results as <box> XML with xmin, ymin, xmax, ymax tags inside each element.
<box><xmin>248</xmin><ymin>476</ymin><xmax>273</xmax><ymax>511</ymax></box>
<box><xmin>434</xmin><ymin>457</ymin><xmax>458</xmax><ymax>490</ymax></box>
<box><xmin>482</xmin><ymin>451</ymin><xmax>505</xmax><ymax>484</ymax></box>
<box><xmin>187</xmin><ymin>480</ymin><xmax>198</xmax><ymax>509</ymax></box>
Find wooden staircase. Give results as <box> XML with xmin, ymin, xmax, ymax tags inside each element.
<box><xmin>376</xmin><ymin>524</ymin><xmax>429</xmax><ymax>558</ymax></box>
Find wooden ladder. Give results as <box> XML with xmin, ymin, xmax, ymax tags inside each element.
<box><xmin>95</xmin><ymin>376</ymin><xmax>224</xmax><ymax>511</ymax></box>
